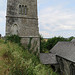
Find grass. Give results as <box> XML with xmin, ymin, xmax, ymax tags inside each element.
<box><xmin>0</xmin><ymin>39</ymin><xmax>59</xmax><ymax>75</ymax></box>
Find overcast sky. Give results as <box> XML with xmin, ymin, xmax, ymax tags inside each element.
<box><xmin>0</xmin><ymin>0</ymin><xmax>75</xmax><ymax>38</ymax></box>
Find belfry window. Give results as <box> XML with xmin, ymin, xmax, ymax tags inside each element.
<box><xmin>22</xmin><ymin>5</ymin><xmax>24</xmax><ymax>15</ymax></box>
<box><xmin>19</xmin><ymin>5</ymin><xmax>22</xmax><ymax>14</ymax></box>
<box><xmin>25</xmin><ymin>6</ymin><xmax>27</xmax><ymax>15</ymax></box>
<box><xmin>19</xmin><ymin>5</ymin><xmax>27</xmax><ymax>15</ymax></box>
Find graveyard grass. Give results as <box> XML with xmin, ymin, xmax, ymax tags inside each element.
<box><xmin>0</xmin><ymin>39</ymin><xmax>58</xmax><ymax>75</ymax></box>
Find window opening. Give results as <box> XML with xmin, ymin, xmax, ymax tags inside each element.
<box><xmin>19</xmin><ymin>5</ymin><xmax>22</xmax><ymax>14</ymax></box>
<box><xmin>19</xmin><ymin>5</ymin><xmax>27</xmax><ymax>15</ymax></box>
<box><xmin>25</xmin><ymin>6</ymin><xmax>27</xmax><ymax>15</ymax></box>
<box><xmin>22</xmin><ymin>5</ymin><xmax>24</xmax><ymax>15</ymax></box>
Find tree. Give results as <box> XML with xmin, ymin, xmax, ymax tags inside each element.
<box><xmin>40</xmin><ymin>36</ymin><xmax>75</xmax><ymax>53</ymax></box>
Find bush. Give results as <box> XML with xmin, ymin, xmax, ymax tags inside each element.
<box><xmin>5</xmin><ymin>35</ymin><xmax>21</xmax><ymax>45</ymax></box>
<box><xmin>40</xmin><ymin>36</ymin><xmax>75</xmax><ymax>53</ymax></box>
<box><xmin>1</xmin><ymin>42</ymin><xmax>58</xmax><ymax>75</ymax></box>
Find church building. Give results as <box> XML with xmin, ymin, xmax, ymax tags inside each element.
<box><xmin>40</xmin><ymin>39</ymin><xmax>75</xmax><ymax>75</ymax></box>
<box><xmin>6</xmin><ymin>0</ymin><xmax>40</xmax><ymax>54</ymax></box>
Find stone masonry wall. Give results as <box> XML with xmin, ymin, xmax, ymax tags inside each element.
<box><xmin>6</xmin><ymin>0</ymin><xmax>39</xmax><ymax>36</ymax></box>
<box><xmin>57</xmin><ymin>56</ymin><xmax>72</xmax><ymax>75</ymax></box>
<box><xmin>21</xmin><ymin>37</ymin><xmax>40</xmax><ymax>55</ymax></box>
<box><xmin>6</xmin><ymin>17</ymin><xmax>39</xmax><ymax>36</ymax></box>
<box><xmin>6</xmin><ymin>0</ymin><xmax>40</xmax><ymax>54</ymax></box>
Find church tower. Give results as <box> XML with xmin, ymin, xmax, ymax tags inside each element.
<box><xmin>6</xmin><ymin>0</ymin><xmax>40</xmax><ymax>54</ymax></box>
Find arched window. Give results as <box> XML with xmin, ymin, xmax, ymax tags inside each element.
<box><xmin>19</xmin><ymin>5</ymin><xmax>22</xmax><ymax>14</ymax></box>
<box><xmin>11</xmin><ymin>24</ymin><xmax>18</xmax><ymax>35</ymax></box>
<box><xmin>22</xmin><ymin>5</ymin><xmax>24</xmax><ymax>15</ymax></box>
<box><xmin>25</xmin><ymin>6</ymin><xmax>27</xmax><ymax>15</ymax></box>
<box><xmin>19</xmin><ymin>5</ymin><xmax>27</xmax><ymax>15</ymax></box>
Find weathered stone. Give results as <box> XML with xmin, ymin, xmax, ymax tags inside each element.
<box><xmin>6</xmin><ymin>0</ymin><xmax>40</xmax><ymax>54</ymax></box>
<box><xmin>40</xmin><ymin>39</ymin><xmax>75</xmax><ymax>75</ymax></box>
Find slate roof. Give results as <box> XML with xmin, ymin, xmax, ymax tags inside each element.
<box><xmin>40</xmin><ymin>53</ymin><xmax>57</xmax><ymax>64</ymax></box>
<box><xmin>71</xmin><ymin>39</ymin><xmax>75</xmax><ymax>42</ymax></box>
<box><xmin>50</xmin><ymin>39</ymin><xmax>75</xmax><ymax>63</ymax></box>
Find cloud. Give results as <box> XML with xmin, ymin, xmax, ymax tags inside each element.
<box><xmin>40</xmin><ymin>31</ymin><xmax>51</xmax><ymax>38</ymax></box>
<box><xmin>0</xmin><ymin>0</ymin><xmax>7</xmax><ymax>36</ymax></box>
<box><xmin>39</xmin><ymin>6</ymin><xmax>75</xmax><ymax>37</ymax></box>
<box><xmin>0</xmin><ymin>10</ymin><xmax>6</xmax><ymax>36</ymax></box>
<box><xmin>0</xmin><ymin>11</ymin><xmax>6</xmax><ymax>22</ymax></box>
<box><xmin>0</xmin><ymin>0</ymin><xmax>75</xmax><ymax>37</ymax></box>
<box><xmin>0</xmin><ymin>25</ymin><xmax>5</xmax><ymax>35</ymax></box>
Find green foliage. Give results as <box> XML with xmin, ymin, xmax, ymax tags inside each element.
<box><xmin>0</xmin><ymin>39</ymin><xmax>58</xmax><ymax>75</ymax></box>
<box><xmin>46</xmin><ymin>36</ymin><xmax>68</xmax><ymax>50</ymax></box>
<box><xmin>40</xmin><ymin>36</ymin><xmax>75</xmax><ymax>53</ymax></box>
<box><xmin>40</xmin><ymin>36</ymin><xmax>48</xmax><ymax>53</ymax></box>
<box><xmin>68</xmin><ymin>36</ymin><xmax>75</xmax><ymax>41</ymax></box>
<box><xmin>28</xmin><ymin>37</ymin><xmax>33</xmax><ymax>50</ymax></box>
<box><xmin>5</xmin><ymin>35</ymin><xmax>21</xmax><ymax>45</ymax></box>
<box><xmin>0</xmin><ymin>39</ymin><xmax>5</xmax><ymax>43</ymax></box>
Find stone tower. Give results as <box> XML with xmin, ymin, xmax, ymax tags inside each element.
<box><xmin>6</xmin><ymin>0</ymin><xmax>40</xmax><ymax>54</ymax></box>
